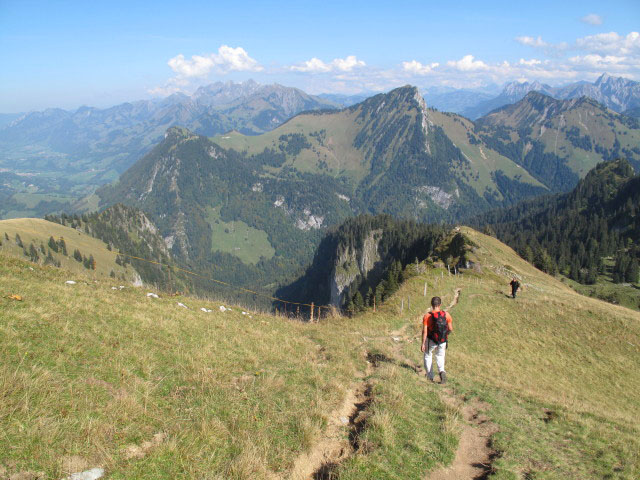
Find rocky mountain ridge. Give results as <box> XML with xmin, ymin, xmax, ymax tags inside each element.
<box><xmin>93</xmin><ymin>84</ymin><xmax>640</xmax><ymax>300</ymax></box>
<box><xmin>462</xmin><ymin>73</ymin><xmax>640</xmax><ymax>119</ymax></box>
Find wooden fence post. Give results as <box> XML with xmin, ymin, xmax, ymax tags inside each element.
<box><xmin>423</xmin><ymin>282</ymin><xmax>427</xmax><ymax>297</ymax></box>
<box><xmin>310</xmin><ymin>302</ymin><xmax>314</xmax><ymax>323</ymax></box>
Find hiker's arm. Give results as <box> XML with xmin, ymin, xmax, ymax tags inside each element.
<box><xmin>447</xmin><ymin>313</ymin><xmax>453</xmax><ymax>333</ymax></box>
<box><xmin>421</xmin><ymin>321</ymin><xmax>428</xmax><ymax>352</ymax></box>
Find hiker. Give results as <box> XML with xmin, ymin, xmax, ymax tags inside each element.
<box><xmin>510</xmin><ymin>277</ymin><xmax>520</xmax><ymax>299</ymax></box>
<box><xmin>421</xmin><ymin>296</ymin><xmax>453</xmax><ymax>384</ymax></box>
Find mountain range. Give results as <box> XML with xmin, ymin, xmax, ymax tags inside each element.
<box><xmin>3</xmin><ymin>73</ymin><xmax>639</xmax><ymax>221</ymax></box>
<box><xmin>461</xmin><ymin>73</ymin><xmax>640</xmax><ymax>119</ymax></box>
<box><xmin>93</xmin><ymin>84</ymin><xmax>640</xmax><ymax>300</ymax></box>
<box><xmin>0</xmin><ymin>80</ymin><xmax>338</xmax><ymax>218</ymax></box>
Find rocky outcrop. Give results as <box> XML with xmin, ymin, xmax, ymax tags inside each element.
<box><xmin>329</xmin><ymin>229</ymin><xmax>383</xmax><ymax>306</ymax></box>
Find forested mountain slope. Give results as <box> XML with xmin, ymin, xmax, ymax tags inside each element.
<box><xmin>474</xmin><ymin>159</ymin><xmax>639</xmax><ymax>288</ymax></box>
<box><xmin>475</xmin><ymin>92</ymin><xmax>640</xmax><ymax>191</ymax></box>
<box><xmin>0</xmin><ymin>81</ymin><xmax>337</xmax><ymax>219</ymax></box>
<box><xmin>96</xmin><ymin>86</ymin><xmax>640</xmax><ymax>301</ymax></box>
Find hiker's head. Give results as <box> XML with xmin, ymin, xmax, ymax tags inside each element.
<box><xmin>431</xmin><ymin>296</ymin><xmax>442</xmax><ymax>309</ymax></box>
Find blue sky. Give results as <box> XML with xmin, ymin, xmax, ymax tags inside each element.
<box><xmin>1</xmin><ymin>0</ymin><xmax>639</xmax><ymax>111</ymax></box>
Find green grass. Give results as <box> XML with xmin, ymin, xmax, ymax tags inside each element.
<box><xmin>429</xmin><ymin>110</ymin><xmax>547</xmax><ymax>199</ymax></box>
<box><xmin>206</xmin><ymin>207</ymin><xmax>275</xmax><ymax>264</ymax></box>
<box><xmin>562</xmin><ymin>267</ymin><xmax>640</xmax><ymax>312</ymax></box>
<box><xmin>0</xmin><ymin>218</ymin><xmax>131</xmax><ymax>281</ymax></box>
<box><xmin>337</xmin><ymin>363</ymin><xmax>457</xmax><ymax>480</ymax></box>
<box><xmin>392</xmin><ymin>228</ymin><xmax>640</xmax><ymax>479</ymax></box>
<box><xmin>1</xmin><ymin>226</ymin><xmax>639</xmax><ymax>479</ymax></box>
<box><xmin>11</xmin><ymin>192</ymin><xmax>76</xmax><ymax>210</ymax></box>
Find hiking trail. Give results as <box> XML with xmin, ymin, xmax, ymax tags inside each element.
<box><xmin>387</xmin><ymin>286</ymin><xmax>498</xmax><ymax>480</ymax></box>
<box><xmin>287</xmin><ymin>286</ymin><xmax>497</xmax><ymax>479</ymax></box>
<box><xmin>287</xmin><ymin>355</ymin><xmax>376</xmax><ymax>480</ymax></box>
<box><xmin>424</xmin><ymin>286</ymin><xmax>498</xmax><ymax>480</ymax></box>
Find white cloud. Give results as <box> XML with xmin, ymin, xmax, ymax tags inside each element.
<box><xmin>167</xmin><ymin>46</ymin><xmax>263</xmax><ymax>78</ymax></box>
<box><xmin>332</xmin><ymin>55</ymin><xmax>366</xmax><ymax>71</ymax></box>
<box><xmin>402</xmin><ymin>60</ymin><xmax>439</xmax><ymax>75</ymax></box>
<box><xmin>168</xmin><ymin>54</ymin><xmax>215</xmax><ymax>78</ymax></box>
<box><xmin>149</xmin><ymin>45</ymin><xmax>262</xmax><ymax>97</ymax></box>
<box><xmin>290</xmin><ymin>55</ymin><xmax>366</xmax><ymax>73</ymax></box>
<box><xmin>576</xmin><ymin>31</ymin><xmax>640</xmax><ymax>56</ymax></box>
<box><xmin>446</xmin><ymin>55</ymin><xmax>488</xmax><ymax>71</ymax></box>
<box><xmin>291</xmin><ymin>57</ymin><xmax>332</xmax><ymax>73</ymax></box>
<box><xmin>568</xmin><ymin>54</ymin><xmax>633</xmax><ymax>72</ymax></box>
<box><xmin>581</xmin><ymin>14</ymin><xmax>603</xmax><ymax>26</ymax></box>
<box><xmin>518</xmin><ymin>58</ymin><xmax>542</xmax><ymax>66</ymax></box>
<box><xmin>516</xmin><ymin>36</ymin><xmax>549</xmax><ymax>48</ymax></box>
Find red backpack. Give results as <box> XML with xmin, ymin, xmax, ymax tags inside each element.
<box><xmin>428</xmin><ymin>310</ymin><xmax>449</xmax><ymax>345</ymax></box>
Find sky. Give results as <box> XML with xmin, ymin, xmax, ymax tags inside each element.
<box><xmin>1</xmin><ymin>0</ymin><xmax>639</xmax><ymax>112</ymax></box>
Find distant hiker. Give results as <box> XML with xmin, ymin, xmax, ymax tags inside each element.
<box><xmin>421</xmin><ymin>296</ymin><xmax>453</xmax><ymax>384</ymax></box>
<box><xmin>510</xmin><ymin>277</ymin><xmax>520</xmax><ymax>299</ymax></box>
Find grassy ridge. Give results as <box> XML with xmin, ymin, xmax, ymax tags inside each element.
<box><xmin>392</xmin><ymin>228</ymin><xmax>640</xmax><ymax>478</ymax></box>
<box><xmin>1</xmin><ymin>226</ymin><xmax>639</xmax><ymax>479</ymax></box>
<box><xmin>0</xmin><ymin>218</ymin><xmax>132</xmax><ymax>281</ymax></box>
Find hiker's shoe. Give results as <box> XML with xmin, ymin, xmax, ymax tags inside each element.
<box><xmin>426</xmin><ymin>374</ymin><xmax>435</xmax><ymax>382</ymax></box>
<box><xmin>440</xmin><ymin>371</ymin><xmax>447</xmax><ymax>384</ymax></box>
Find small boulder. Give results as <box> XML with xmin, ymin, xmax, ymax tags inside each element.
<box><xmin>64</xmin><ymin>469</ymin><xmax>104</xmax><ymax>480</ymax></box>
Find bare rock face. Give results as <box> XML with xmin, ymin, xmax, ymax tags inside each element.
<box><xmin>329</xmin><ymin>229</ymin><xmax>383</xmax><ymax>306</ymax></box>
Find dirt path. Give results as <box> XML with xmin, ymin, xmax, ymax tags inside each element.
<box><xmin>425</xmin><ymin>391</ymin><xmax>497</xmax><ymax>480</ymax></box>
<box><xmin>424</xmin><ymin>286</ymin><xmax>498</xmax><ymax>480</ymax></box>
<box><xmin>448</xmin><ymin>288</ymin><xmax>461</xmax><ymax>310</ymax></box>
<box><xmin>288</xmin><ymin>287</ymin><xmax>496</xmax><ymax>480</ymax></box>
<box><xmin>286</xmin><ymin>358</ymin><xmax>375</xmax><ymax>480</ymax></box>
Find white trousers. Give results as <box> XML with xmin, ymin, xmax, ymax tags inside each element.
<box><xmin>424</xmin><ymin>339</ymin><xmax>446</xmax><ymax>379</ymax></box>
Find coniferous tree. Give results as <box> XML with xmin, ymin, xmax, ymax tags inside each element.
<box><xmin>15</xmin><ymin>233</ymin><xmax>23</xmax><ymax>248</ymax></box>
<box><xmin>48</xmin><ymin>236</ymin><xmax>58</xmax><ymax>252</ymax></box>
<box><xmin>28</xmin><ymin>243</ymin><xmax>39</xmax><ymax>263</ymax></box>
<box><xmin>58</xmin><ymin>238</ymin><xmax>67</xmax><ymax>256</ymax></box>
<box><xmin>365</xmin><ymin>287</ymin><xmax>373</xmax><ymax>307</ymax></box>
<box><xmin>626</xmin><ymin>259</ymin><xmax>639</xmax><ymax>283</ymax></box>
<box><xmin>353</xmin><ymin>291</ymin><xmax>364</xmax><ymax>311</ymax></box>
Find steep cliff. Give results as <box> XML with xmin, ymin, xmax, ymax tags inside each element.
<box><xmin>277</xmin><ymin>214</ymin><xmax>446</xmax><ymax>309</ymax></box>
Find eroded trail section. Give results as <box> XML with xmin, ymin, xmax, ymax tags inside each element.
<box><xmin>426</xmin><ymin>393</ymin><xmax>498</xmax><ymax>480</ymax></box>
<box><xmin>448</xmin><ymin>288</ymin><xmax>461</xmax><ymax>310</ymax></box>
<box><xmin>287</xmin><ymin>357</ymin><xmax>375</xmax><ymax>480</ymax></box>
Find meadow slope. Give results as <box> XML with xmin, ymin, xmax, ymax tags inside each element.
<box><xmin>1</xmin><ymin>227</ymin><xmax>638</xmax><ymax>479</ymax></box>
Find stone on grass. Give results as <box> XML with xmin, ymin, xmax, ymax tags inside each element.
<box><xmin>63</xmin><ymin>468</ymin><xmax>104</xmax><ymax>480</ymax></box>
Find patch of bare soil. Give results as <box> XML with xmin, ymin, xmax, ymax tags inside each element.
<box><xmin>426</xmin><ymin>392</ymin><xmax>498</xmax><ymax>480</ymax></box>
<box><xmin>123</xmin><ymin>432</ymin><xmax>167</xmax><ymax>460</ymax></box>
<box><xmin>287</xmin><ymin>356</ymin><xmax>376</xmax><ymax>480</ymax></box>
